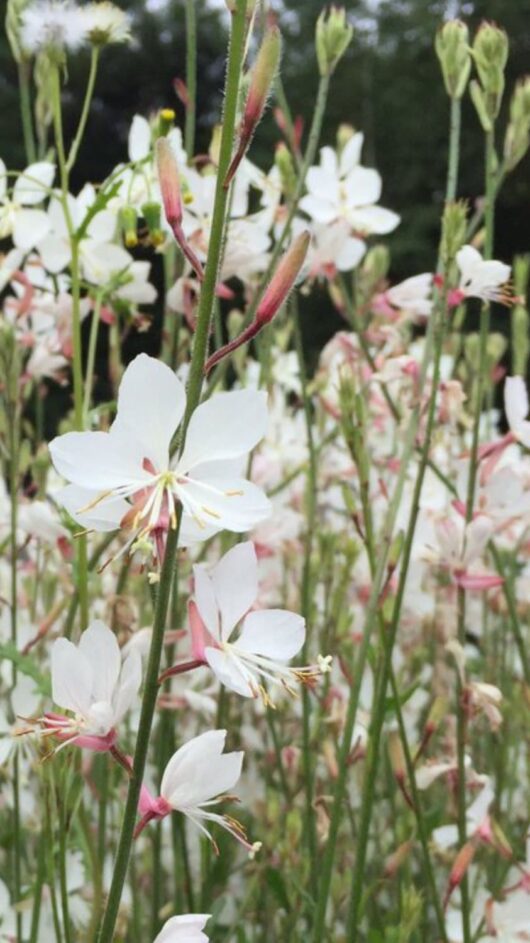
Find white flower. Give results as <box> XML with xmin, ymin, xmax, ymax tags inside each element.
<box><xmin>159</xmin><ymin>730</ymin><xmax>245</xmax><ymax>848</ymax></box>
<box><xmin>49</xmin><ymin>354</ymin><xmax>271</xmax><ymax>552</ymax></box>
<box><xmin>0</xmin><ymin>160</ymin><xmax>54</xmax><ymax>251</ymax></box>
<box><xmin>20</xmin><ymin>1</ymin><xmax>89</xmax><ymax>54</ymax></box>
<box><xmin>299</xmin><ymin>132</ymin><xmax>400</xmax><ymax>235</ymax></box>
<box><xmin>153</xmin><ymin>914</ymin><xmax>211</xmax><ymax>943</ymax></box>
<box><xmin>385</xmin><ymin>273</ymin><xmax>433</xmax><ymax>318</ymax></box>
<box><xmin>48</xmin><ymin>619</ymin><xmax>141</xmax><ymax>742</ymax></box>
<box><xmin>504</xmin><ymin>376</ymin><xmax>530</xmax><ymax>447</ymax></box>
<box><xmin>82</xmin><ymin>2</ymin><xmax>131</xmax><ymax>45</ymax></box>
<box><xmin>192</xmin><ymin>541</ymin><xmax>309</xmax><ymax>702</ymax></box>
<box><xmin>128</xmin><ymin>116</ymin><xmax>152</xmax><ymax>163</ymax></box>
<box><xmin>456</xmin><ymin>245</ymin><xmax>511</xmax><ymax>303</ymax></box>
<box><xmin>306</xmin><ymin>220</ymin><xmax>366</xmax><ymax>278</ymax></box>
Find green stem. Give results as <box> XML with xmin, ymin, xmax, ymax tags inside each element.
<box><xmin>445</xmin><ymin>97</ymin><xmax>461</xmax><ymax>204</ymax></box>
<box><xmin>28</xmin><ymin>831</ymin><xmax>46</xmax><ymax>943</ymax></box>
<box><xmin>18</xmin><ymin>60</ymin><xmax>37</xmax><ymax>164</ymax></box>
<box><xmin>66</xmin><ymin>46</ymin><xmax>100</xmax><ymax>173</ymax></box>
<box><xmin>97</xmin><ymin>8</ymin><xmax>248</xmax><ymax>938</ymax></box>
<box><xmin>83</xmin><ymin>292</ymin><xmax>104</xmax><ymax>423</ymax></box>
<box><xmin>184</xmin><ymin>0</ymin><xmax>197</xmax><ymax>159</ymax></box>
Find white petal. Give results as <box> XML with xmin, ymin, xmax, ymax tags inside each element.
<box><xmin>504</xmin><ymin>376</ymin><xmax>529</xmax><ymax>433</ymax></box>
<box><xmin>12</xmin><ymin>208</ymin><xmax>51</xmax><ymax>251</ymax></box>
<box><xmin>336</xmin><ymin>236</ymin><xmax>366</xmax><ymax>271</ymax></box>
<box><xmin>305</xmin><ymin>166</ymin><xmax>340</xmax><ymax>204</ymax></box>
<box><xmin>209</xmin><ymin>542</ymin><xmax>258</xmax><ymax>641</ymax></box>
<box><xmin>0</xmin><ymin>159</ymin><xmax>6</xmax><ymax>201</ymax></box>
<box><xmin>49</xmin><ymin>430</ymin><xmax>149</xmax><ymax>491</ymax></box>
<box><xmin>13</xmin><ymin>161</ymin><xmax>55</xmax><ymax>205</ymax></box>
<box><xmin>81</xmin><ymin>241</ymin><xmax>132</xmax><ymax>285</ymax></box>
<box><xmin>87</xmin><ymin>209</ymin><xmax>117</xmax><ymax>243</ymax></box>
<box><xmin>129</xmin><ymin>115</ymin><xmax>151</xmax><ymax>162</ymax></box>
<box><xmin>178</xmin><ymin>390</ymin><xmax>268</xmax><ymax>472</ymax></box>
<box><xmin>456</xmin><ymin>245</ymin><xmax>482</xmax><ymax>279</ymax></box>
<box><xmin>57</xmin><ymin>484</ymin><xmax>130</xmax><ymax>532</ymax></box>
<box><xmin>154</xmin><ymin>914</ymin><xmax>210</xmax><ymax>943</ymax></box>
<box><xmin>348</xmin><ymin>204</ymin><xmax>400</xmax><ymax>235</ymax></box>
<box><xmin>204</xmin><ymin>647</ymin><xmax>254</xmax><ymax>697</ymax></box>
<box><xmin>344</xmin><ymin>166</ymin><xmax>382</xmax><ymax>207</ymax></box>
<box><xmin>161</xmin><ymin>730</ymin><xmax>243</xmax><ymax>808</ymax></box>
<box><xmin>193</xmin><ymin>565</ymin><xmax>220</xmax><ymax>639</ymax></box>
<box><xmin>51</xmin><ymin>638</ymin><xmax>93</xmax><ymax>716</ymax></box>
<box><xmin>38</xmin><ymin>234</ymin><xmax>71</xmax><ymax>273</ymax></box>
<box><xmin>177</xmin><ymin>476</ymin><xmax>271</xmax><ymax>533</ymax></box>
<box><xmin>299</xmin><ymin>193</ymin><xmax>337</xmax><ymax>224</ymax></box>
<box><xmin>339</xmin><ymin>132</ymin><xmax>364</xmax><ymax>175</ymax></box>
<box><xmin>236</xmin><ymin>609</ymin><xmax>305</xmax><ymax>660</ymax></box>
<box><xmin>113</xmin><ymin>650</ymin><xmax>142</xmax><ymax>724</ymax></box>
<box><xmin>112</xmin><ymin>354</ymin><xmax>186</xmax><ymax>471</ymax></box>
<box><xmin>78</xmin><ymin>621</ymin><xmax>121</xmax><ymax>705</ymax></box>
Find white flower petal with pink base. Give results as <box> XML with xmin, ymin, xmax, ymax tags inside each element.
<box><xmin>347</xmin><ymin>204</ymin><xmax>401</xmax><ymax>235</ymax></box>
<box><xmin>78</xmin><ymin>621</ymin><xmax>121</xmax><ymax>705</ymax></box>
<box><xmin>57</xmin><ymin>484</ymin><xmax>131</xmax><ymax>532</ymax></box>
<box><xmin>160</xmin><ymin>730</ymin><xmax>243</xmax><ymax>810</ymax></box>
<box><xmin>112</xmin><ymin>354</ymin><xmax>186</xmax><ymax>471</ymax></box>
<box><xmin>177</xmin><ymin>390</ymin><xmax>268</xmax><ymax>473</ymax></box>
<box><xmin>237</xmin><ymin>609</ymin><xmax>306</xmax><ymax>661</ymax></box>
<box><xmin>52</xmin><ymin>640</ymin><xmax>93</xmax><ymax>717</ymax></box>
<box><xmin>13</xmin><ymin>208</ymin><xmax>51</xmax><ymax>251</ymax></box>
<box><xmin>113</xmin><ymin>650</ymin><xmax>142</xmax><ymax>724</ymax></box>
<box><xmin>193</xmin><ymin>566</ymin><xmax>221</xmax><ymax>639</ymax></box>
<box><xmin>153</xmin><ymin>914</ymin><xmax>211</xmax><ymax>943</ymax></box>
<box><xmin>13</xmin><ymin>161</ymin><xmax>55</xmax><ymax>205</ymax></box>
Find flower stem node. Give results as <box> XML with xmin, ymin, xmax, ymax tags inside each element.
<box><xmin>435</xmin><ymin>20</ymin><xmax>471</xmax><ymax>100</ymax></box>
<box><xmin>315</xmin><ymin>6</ymin><xmax>353</xmax><ymax>77</ymax></box>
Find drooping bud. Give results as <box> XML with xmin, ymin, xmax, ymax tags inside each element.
<box><xmin>440</xmin><ymin>200</ymin><xmax>468</xmax><ymax>266</ymax></box>
<box><xmin>256</xmin><ymin>230</ymin><xmax>310</xmax><ymax>325</ymax></box>
<box><xmin>511</xmin><ymin>255</ymin><xmax>530</xmax><ymax>376</ymax></box>
<box><xmin>119</xmin><ymin>205</ymin><xmax>138</xmax><ymax>248</ymax></box>
<box><xmin>435</xmin><ymin>20</ymin><xmax>471</xmax><ymax>99</ymax></box>
<box><xmin>224</xmin><ymin>26</ymin><xmax>282</xmax><ymax>188</ymax></box>
<box><xmin>141</xmin><ymin>201</ymin><xmax>164</xmax><ymax>248</ymax></box>
<box><xmin>504</xmin><ymin>78</ymin><xmax>530</xmax><ymax>171</ymax></box>
<box><xmin>316</xmin><ymin>6</ymin><xmax>353</xmax><ymax>77</ymax></box>
<box><xmin>472</xmin><ymin>22</ymin><xmax>509</xmax><ymax>122</ymax></box>
<box><xmin>444</xmin><ymin>841</ymin><xmax>477</xmax><ymax>908</ymax></box>
<box><xmin>156</xmin><ymin>137</ymin><xmax>204</xmax><ymax>280</ymax></box>
<box><xmin>203</xmin><ymin>232</ymin><xmax>310</xmax><ymax>374</ymax></box>
<box><xmin>383</xmin><ymin>839</ymin><xmax>414</xmax><ymax>878</ymax></box>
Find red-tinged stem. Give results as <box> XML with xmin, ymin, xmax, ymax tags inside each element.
<box><xmin>158</xmin><ymin>658</ymin><xmax>204</xmax><ymax>685</ymax></box>
<box><xmin>204</xmin><ymin>322</ymin><xmax>258</xmax><ymax>374</ymax></box>
<box><xmin>223</xmin><ymin>136</ymin><xmax>249</xmax><ymax>189</ymax></box>
<box><xmin>171</xmin><ymin>222</ymin><xmax>205</xmax><ymax>281</ymax></box>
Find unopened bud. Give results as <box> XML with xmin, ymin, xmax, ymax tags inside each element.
<box><xmin>388</xmin><ymin>731</ymin><xmax>406</xmax><ymax>781</ymax></box>
<box><xmin>441</xmin><ymin>200</ymin><xmax>468</xmax><ymax>265</ymax></box>
<box><xmin>256</xmin><ymin>231</ymin><xmax>310</xmax><ymax>325</ymax></box>
<box><xmin>470</xmin><ymin>79</ymin><xmax>493</xmax><ymax>132</ymax></box>
<box><xmin>158</xmin><ymin>108</ymin><xmax>176</xmax><ymax>137</ymax></box>
<box><xmin>224</xmin><ymin>26</ymin><xmax>282</xmax><ymax>187</ymax></box>
<box><xmin>388</xmin><ymin>530</ymin><xmax>404</xmax><ymax>570</ymax></box>
<box><xmin>315</xmin><ymin>6</ymin><xmax>353</xmax><ymax>77</ymax></box>
<box><xmin>445</xmin><ymin>841</ymin><xmax>476</xmax><ymax>906</ymax></box>
<box><xmin>361</xmin><ymin>244</ymin><xmax>390</xmax><ymax>285</ymax></box>
<box><xmin>504</xmin><ymin>78</ymin><xmax>530</xmax><ymax>170</ymax></box>
<box><xmin>337</xmin><ymin>122</ymin><xmax>354</xmax><ymax>150</ymax></box>
<box><xmin>383</xmin><ymin>839</ymin><xmax>414</xmax><ymax>878</ymax></box>
<box><xmin>275</xmin><ymin>142</ymin><xmax>296</xmax><ymax>198</ymax></box>
<box><xmin>156</xmin><ymin>137</ymin><xmax>182</xmax><ymax>227</ymax></box>
<box><xmin>119</xmin><ymin>205</ymin><xmax>138</xmax><ymax>248</ymax></box>
<box><xmin>472</xmin><ymin>22</ymin><xmax>509</xmax><ymax>120</ymax></box>
<box><xmin>511</xmin><ymin>255</ymin><xmax>530</xmax><ymax>376</ymax></box>
<box><xmin>486</xmin><ymin>332</ymin><xmax>507</xmax><ymax>368</ymax></box>
<box><xmin>435</xmin><ymin>20</ymin><xmax>471</xmax><ymax>99</ymax></box>
<box><xmin>141</xmin><ymin>201</ymin><xmax>164</xmax><ymax>247</ymax></box>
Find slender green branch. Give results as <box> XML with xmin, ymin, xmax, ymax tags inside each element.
<box><xmin>66</xmin><ymin>46</ymin><xmax>100</xmax><ymax>172</ymax></box>
<box><xmin>184</xmin><ymin>0</ymin><xmax>197</xmax><ymax>159</ymax></box>
<box><xmin>18</xmin><ymin>60</ymin><xmax>37</xmax><ymax>164</ymax></box>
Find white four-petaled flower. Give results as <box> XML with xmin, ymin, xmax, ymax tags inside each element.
<box><xmin>456</xmin><ymin>245</ymin><xmax>511</xmax><ymax>304</ymax></box>
<box><xmin>49</xmin><ymin>354</ymin><xmax>271</xmax><ymax>554</ymax></box>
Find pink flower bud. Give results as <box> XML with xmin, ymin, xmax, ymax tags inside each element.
<box><xmin>156</xmin><ymin>137</ymin><xmax>182</xmax><ymax>227</ymax></box>
<box><xmin>256</xmin><ymin>231</ymin><xmax>310</xmax><ymax>325</ymax></box>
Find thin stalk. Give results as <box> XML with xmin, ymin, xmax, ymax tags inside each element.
<box><xmin>8</xmin><ymin>366</ymin><xmax>21</xmax><ymax>940</ymax></box>
<box><xmin>83</xmin><ymin>292</ymin><xmax>104</xmax><ymax>423</ymax></box>
<box><xmin>292</xmin><ymin>296</ymin><xmax>318</xmax><ymax>890</ymax></box>
<box><xmin>184</xmin><ymin>0</ymin><xmax>197</xmax><ymax>159</ymax></box>
<box><xmin>66</xmin><ymin>46</ymin><xmax>100</xmax><ymax>172</ymax></box>
<box><xmin>490</xmin><ymin>543</ymin><xmax>530</xmax><ymax>685</ymax></box>
<box><xmin>28</xmin><ymin>830</ymin><xmax>46</xmax><ymax>943</ymax></box>
<box><xmin>97</xmin><ymin>8</ymin><xmax>248</xmax><ymax>938</ymax></box>
<box><xmin>445</xmin><ymin>97</ymin><xmax>461</xmax><ymax>204</ymax></box>
<box><xmin>18</xmin><ymin>60</ymin><xmax>37</xmax><ymax>164</ymax></box>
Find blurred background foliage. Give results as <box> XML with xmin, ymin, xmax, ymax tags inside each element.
<box><xmin>1</xmin><ymin>0</ymin><xmax>529</xmax><ymax>365</ymax></box>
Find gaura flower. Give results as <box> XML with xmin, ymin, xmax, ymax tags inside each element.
<box><xmin>504</xmin><ymin>376</ymin><xmax>530</xmax><ymax>447</ymax></box>
<box><xmin>136</xmin><ymin>730</ymin><xmax>255</xmax><ymax>853</ymax></box>
<box><xmin>453</xmin><ymin>245</ymin><xmax>511</xmax><ymax>304</ymax></box>
<box><xmin>36</xmin><ymin>620</ymin><xmax>141</xmax><ymax>753</ymax></box>
<box><xmin>153</xmin><ymin>914</ymin><xmax>211</xmax><ymax>943</ymax></box>
<box><xmin>185</xmin><ymin>541</ymin><xmax>324</xmax><ymax>704</ymax></box>
<box><xmin>49</xmin><ymin>354</ymin><xmax>271</xmax><ymax>558</ymax></box>
<box><xmin>0</xmin><ymin>160</ymin><xmax>54</xmax><ymax>251</ymax></box>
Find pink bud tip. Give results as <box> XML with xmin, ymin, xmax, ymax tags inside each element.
<box><xmin>256</xmin><ymin>231</ymin><xmax>310</xmax><ymax>325</ymax></box>
<box><xmin>156</xmin><ymin>137</ymin><xmax>182</xmax><ymax>227</ymax></box>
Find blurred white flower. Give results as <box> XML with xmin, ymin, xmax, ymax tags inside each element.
<box><xmin>153</xmin><ymin>914</ymin><xmax>211</xmax><ymax>943</ymax></box>
<box><xmin>0</xmin><ymin>160</ymin><xmax>54</xmax><ymax>251</ymax></box>
<box><xmin>20</xmin><ymin>1</ymin><xmax>89</xmax><ymax>54</ymax></box>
